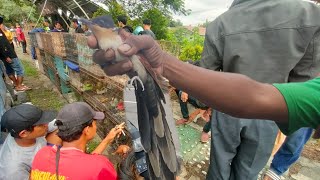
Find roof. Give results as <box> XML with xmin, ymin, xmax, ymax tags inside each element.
<box><xmin>34</xmin><ymin>0</ymin><xmax>105</xmax><ymax>18</ymax></box>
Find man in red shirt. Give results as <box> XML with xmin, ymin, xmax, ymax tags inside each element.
<box><xmin>30</xmin><ymin>102</ymin><xmax>125</xmax><ymax>180</ymax></box>
<box><xmin>15</xmin><ymin>24</ymin><xmax>27</xmax><ymax>54</ymax></box>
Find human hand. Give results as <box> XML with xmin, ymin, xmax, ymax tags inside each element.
<box><xmin>113</xmin><ymin>145</ymin><xmax>131</xmax><ymax>158</ymax></box>
<box><xmin>105</xmin><ymin>122</ymin><xmax>125</xmax><ymax>143</ymax></box>
<box><xmin>181</xmin><ymin>92</ymin><xmax>188</xmax><ymax>102</ymax></box>
<box><xmin>87</xmin><ymin>29</ymin><xmax>165</xmax><ymax>76</ymax></box>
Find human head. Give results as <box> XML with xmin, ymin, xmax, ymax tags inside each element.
<box><xmin>72</xmin><ymin>19</ymin><xmax>79</xmax><ymax>29</ymax></box>
<box><xmin>117</xmin><ymin>15</ymin><xmax>127</xmax><ymax>28</ymax></box>
<box><xmin>43</xmin><ymin>19</ymin><xmax>50</xmax><ymax>27</ymax></box>
<box><xmin>143</xmin><ymin>19</ymin><xmax>151</xmax><ymax>30</ymax></box>
<box><xmin>117</xmin><ymin>150</ymin><xmax>143</xmax><ymax>180</ymax></box>
<box><xmin>1</xmin><ymin>104</ymin><xmax>56</xmax><ymax>139</ymax></box>
<box><xmin>54</xmin><ymin>21</ymin><xmax>63</xmax><ymax>30</ymax></box>
<box><xmin>16</xmin><ymin>23</ymin><xmax>20</xmax><ymax>28</ymax></box>
<box><xmin>55</xmin><ymin>102</ymin><xmax>105</xmax><ymax>142</ymax></box>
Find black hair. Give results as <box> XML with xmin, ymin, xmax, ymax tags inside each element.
<box><xmin>123</xmin><ymin>26</ymin><xmax>133</xmax><ymax>33</ymax></box>
<box><xmin>11</xmin><ymin>126</ymin><xmax>35</xmax><ymax>138</ymax></box>
<box><xmin>56</xmin><ymin>120</ymin><xmax>94</xmax><ymax>142</ymax></box>
<box><xmin>117</xmin><ymin>150</ymin><xmax>138</xmax><ymax>180</ymax></box>
<box><xmin>143</xmin><ymin>19</ymin><xmax>151</xmax><ymax>25</ymax></box>
<box><xmin>117</xmin><ymin>15</ymin><xmax>127</xmax><ymax>25</ymax></box>
<box><xmin>55</xmin><ymin>21</ymin><xmax>62</xmax><ymax>26</ymax></box>
<box><xmin>72</xmin><ymin>19</ymin><xmax>79</xmax><ymax>25</ymax></box>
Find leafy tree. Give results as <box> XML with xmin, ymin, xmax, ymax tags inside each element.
<box><xmin>167</xmin><ymin>27</ymin><xmax>204</xmax><ymax>61</ymax></box>
<box><xmin>142</xmin><ymin>8</ymin><xmax>169</xmax><ymax>40</ymax></box>
<box><xmin>0</xmin><ymin>0</ymin><xmax>38</xmax><ymax>25</ymax></box>
<box><xmin>169</xmin><ymin>19</ymin><xmax>183</xmax><ymax>27</ymax></box>
<box><xmin>115</xmin><ymin>0</ymin><xmax>189</xmax><ymax>17</ymax></box>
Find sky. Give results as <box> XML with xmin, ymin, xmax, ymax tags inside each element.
<box><xmin>173</xmin><ymin>0</ymin><xmax>233</xmax><ymax>25</ymax></box>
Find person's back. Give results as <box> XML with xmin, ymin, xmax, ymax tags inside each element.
<box><xmin>31</xmin><ymin>146</ymin><xmax>116</xmax><ymax>179</ymax></box>
<box><xmin>30</xmin><ymin>102</ymin><xmax>121</xmax><ymax>180</ymax></box>
<box><xmin>200</xmin><ymin>0</ymin><xmax>320</xmax><ymax>179</ymax></box>
<box><xmin>202</xmin><ymin>0</ymin><xmax>320</xmax><ymax>82</ymax></box>
<box><xmin>141</xmin><ymin>29</ymin><xmax>156</xmax><ymax>39</ymax></box>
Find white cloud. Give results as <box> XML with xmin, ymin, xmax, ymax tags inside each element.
<box><xmin>173</xmin><ymin>0</ymin><xmax>233</xmax><ymax>25</ymax></box>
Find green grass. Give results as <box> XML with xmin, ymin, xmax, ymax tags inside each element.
<box><xmin>27</xmin><ymin>89</ymin><xmax>66</xmax><ymax>111</ymax></box>
<box><xmin>86</xmin><ymin>140</ymin><xmax>100</xmax><ymax>153</ymax></box>
<box><xmin>21</xmin><ymin>59</ymin><xmax>39</xmax><ymax>78</ymax></box>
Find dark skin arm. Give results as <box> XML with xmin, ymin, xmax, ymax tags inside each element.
<box><xmin>87</xmin><ymin>33</ymin><xmax>289</xmax><ymax>124</ymax></box>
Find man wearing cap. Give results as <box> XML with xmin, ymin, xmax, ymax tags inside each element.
<box><xmin>0</xmin><ymin>104</ymin><xmax>60</xmax><ymax>180</ymax></box>
<box><xmin>31</xmin><ymin>102</ymin><xmax>124</xmax><ymax>180</ymax></box>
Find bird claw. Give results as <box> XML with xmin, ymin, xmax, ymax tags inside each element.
<box><xmin>128</xmin><ymin>76</ymin><xmax>145</xmax><ymax>91</ymax></box>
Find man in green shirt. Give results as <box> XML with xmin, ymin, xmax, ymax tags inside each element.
<box><xmin>87</xmin><ymin>32</ymin><xmax>320</xmax><ymax>138</ymax></box>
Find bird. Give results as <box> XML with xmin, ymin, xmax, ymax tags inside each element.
<box><xmin>80</xmin><ymin>15</ymin><xmax>181</xmax><ymax>179</ymax></box>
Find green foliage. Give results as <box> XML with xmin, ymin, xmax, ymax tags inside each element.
<box><xmin>169</xmin><ymin>19</ymin><xmax>183</xmax><ymax>27</ymax></box>
<box><xmin>167</xmin><ymin>27</ymin><xmax>205</xmax><ymax>61</ymax></box>
<box><xmin>116</xmin><ymin>0</ymin><xmax>189</xmax><ymax>17</ymax></box>
<box><xmin>0</xmin><ymin>0</ymin><xmax>38</xmax><ymax>25</ymax></box>
<box><xmin>142</xmin><ymin>8</ymin><xmax>169</xmax><ymax>40</ymax></box>
<box><xmin>92</xmin><ymin>7</ymin><xmax>109</xmax><ymax>18</ymax></box>
<box><xmin>92</xmin><ymin>1</ymin><xmax>127</xmax><ymax>24</ymax></box>
<box><xmin>179</xmin><ymin>44</ymin><xmax>203</xmax><ymax>61</ymax></box>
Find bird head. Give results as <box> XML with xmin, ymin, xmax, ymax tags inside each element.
<box><xmin>80</xmin><ymin>15</ymin><xmax>121</xmax><ymax>51</ymax></box>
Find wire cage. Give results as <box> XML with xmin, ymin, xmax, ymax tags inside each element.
<box><xmin>40</xmin><ymin>33</ymin><xmax>54</xmax><ymax>54</ymax></box>
<box><xmin>51</xmin><ymin>32</ymin><xmax>67</xmax><ymax>58</ymax></box>
<box><xmin>54</xmin><ymin>56</ymin><xmax>69</xmax><ymax>82</ymax></box>
<box><xmin>80</xmin><ymin>68</ymin><xmax>126</xmax><ymax>125</ymax></box>
<box><xmin>63</xmin><ymin>33</ymin><xmax>78</xmax><ymax>63</ymax></box>
<box><xmin>68</xmin><ymin>67</ymin><xmax>81</xmax><ymax>92</ymax></box>
<box><xmin>44</xmin><ymin>52</ymin><xmax>56</xmax><ymax>69</ymax></box>
<box><xmin>35</xmin><ymin>33</ymin><xmax>43</xmax><ymax>49</ymax></box>
<box><xmin>76</xmin><ymin>34</ymin><xmax>106</xmax><ymax>78</ymax></box>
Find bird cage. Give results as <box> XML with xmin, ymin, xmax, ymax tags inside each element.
<box><xmin>76</xmin><ymin>34</ymin><xmax>106</xmax><ymax>78</ymax></box>
<box><xmin>40</xmin><ymin>33</ymin><xmax>54</xmax><ymax>54</ymax></box>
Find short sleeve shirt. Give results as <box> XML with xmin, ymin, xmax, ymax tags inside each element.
<box><xmin>0</xmin><ymin>134</ymin><xmax>47</xmax><ymax>180</ymax></box>
<box><xmin>31</xmin><ymin>146</ymin><xmax>117</xmax><ymax>180</ymax></box>
<box><xmin>273</xmin><ymin>78</ymin><xmax>320</xmax><ymax>135</ymax></box>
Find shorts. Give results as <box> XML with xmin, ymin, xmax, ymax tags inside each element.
<box><xmin>4</xmin><ymin>57</ymin><xmax>24</xmax><ymax>76</ymax></box>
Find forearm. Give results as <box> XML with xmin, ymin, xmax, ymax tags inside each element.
<box><xmin>91</xmin><ymin>137</ymin><xmax>112</xmax><ymax>154</ymax></box>
<box><xmin>162</xmin><ymin>54</ymin><xmax>288</xmax><ymax>122</ymax></box>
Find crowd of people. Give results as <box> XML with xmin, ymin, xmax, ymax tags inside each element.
<box><xmin>1</xmin><ymin>0</ymin><xmax>320</xmax><ymax>179</ymax></box>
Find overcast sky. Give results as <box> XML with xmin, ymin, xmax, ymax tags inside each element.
<box><xmin>173</xmin><ymin>0</ymin><xmax>233</xmax><ymax>25</ymax></box>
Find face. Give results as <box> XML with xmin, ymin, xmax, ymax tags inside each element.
<box><xmin>72</xmin><ymin>22</ymin><xmax>77</xmax><ymax>29</ymax></box>
<box><xmin>55</xmin><ymin>23</ymin><xmax>62</xmax><ymax>30</ymax></box>
<box><xmin>20</xmin><ymin>124</ymin><xmax>48</xmax><ymax>139</ymax></box>
<box><xmin>0</xmin><ymin>24</ymin><xmax>4</xmax><ymax>30</ymax></box>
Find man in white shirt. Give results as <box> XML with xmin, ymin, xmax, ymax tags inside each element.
<box><xmin>0</xmin><ymin>104</ymin><xmax>61</xmax><ymax>180</ymax></box>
